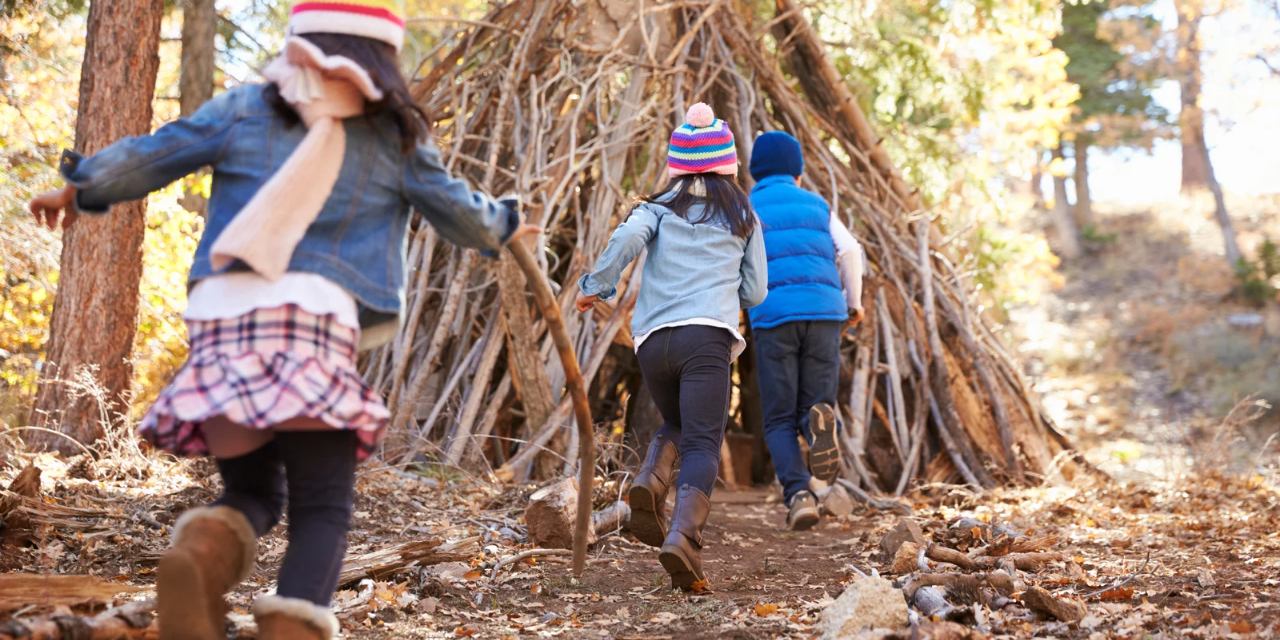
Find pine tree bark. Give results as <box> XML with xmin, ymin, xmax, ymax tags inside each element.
<box><xmin>179</xmin><ymin>0</ymin><xmax>216</xmax><ymax>217</ymax></box>
<box><xmin>179</xmin><ymin>0</ymin><xmax>215</xmax><ymax>117</ymax></box>
<box><xmin>1175</xmin><ymin>0</ymin><xmax>1211</xmax><ymax>192</ymax></box>
<box><xmin>1050</xmin><ymin>144</ymin><xmax>1082</xmax><ymax>259</ymax></box>
<box><xmin>28</xmin><ymin>0</ymin><xmax>164</xmax><ymax>453</ymax></box>
<box><xmin>1072</xmin><ymin>139</ymin><xmax>1093</xmax><ymax>229</ymax></box>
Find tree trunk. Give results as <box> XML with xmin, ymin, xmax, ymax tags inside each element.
<box><xmin>1203</xmin><ymin>137</ymin><xmax>1243</xmax><ymax>268</ymax></box>
<box><xmin>179</xmin><ymin>0</ymin><xmax>216</xmax><ymax>217</ymax></box>
<box><xmin>1175</xmin><ymin>0</ymin><xmax>1211</xmax><ymax>192</ymax></box>
<box><xmin>28</xmin><ymin>0</ymin><xmax>164</xmax><ymax>453</ymax></box>
<box><xmin>1050</xmin><ymin>144</ymin><xmax>1082</xmax><ymax>260</ymax></box>
<box><xmin>1030</xmin><ymin>149</ymin><xmax>1047</xmax><ymax>210</ymax></box>
<box><xmin>1072</xmin><ymin>140</ymin><xmax>1093</xmax><ymax>230</ymax></box>
<box><xmin>179</xmin><ymin>0</ymin><xmax>215</xmax><ymax>117</ymax></box>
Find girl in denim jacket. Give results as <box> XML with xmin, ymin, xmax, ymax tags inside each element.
<box><xmin>576</xmin><ymin>104</ymin><xmax>768</xmax><ymax>591</ymax></box>
<box><xmin>29</xmin><ymin>2</ymin><xmax>528</xmax><ymax>638</ymax></box>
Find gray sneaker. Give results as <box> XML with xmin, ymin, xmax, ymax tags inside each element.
<box><xmin>786</xmin><ymin>491</ymin><xmax>820</xmax><ymax>531</ymax></box>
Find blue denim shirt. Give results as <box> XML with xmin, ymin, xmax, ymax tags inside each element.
<box><xmin>59</xmin><ymin>83</ymin><xmax>517</xmax><ymax>331</ymax></box>
<box><xmin>578</xmin><ymin>200</ymin><xmax>768</xmax><ymax>340</ymax></box>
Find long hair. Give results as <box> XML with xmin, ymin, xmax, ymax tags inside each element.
<box><xmin>640</xmin><ymin>174</ymin><xmax>756</xmax><ymax>239</ymax></box>
<box><xmin>265</xmin><ymin>33</ymin><xmax>431</xmax><ymax>153</ymax></box>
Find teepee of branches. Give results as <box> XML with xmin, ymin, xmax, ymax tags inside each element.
<box><xmin>359</xmin><ymin>0</ymin><xmax>1092</xmax><ymax>492</ymax></box>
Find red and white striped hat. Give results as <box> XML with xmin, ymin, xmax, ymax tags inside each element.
<box><xmin>289</xmin><ymin>1</ymin><xmax>407</xmax><ymax>52</ymax></box>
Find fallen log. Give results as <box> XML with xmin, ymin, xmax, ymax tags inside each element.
<box><xmin>912</xmin><ymin>585</ymin><xmax>960</xmax><ymax>621</ymax></box>
<box><xmin>974</xmin><ymin>552</ymin><xmax>1064</xmax><ymax>572</ymax></box>
<box><xmin>902</xmin><ymin>570</ymin><xmax>1015</xmax><ymax>599</ymax></box>
<box><xmin>1021</xmin><ymin>585</ymin><xmax>1086</xmax><ymax>622</ymax></box>
<box><xmin>524</xmin><ymin>477</ymin><xmax>630</xmax><ymax>550</ymax></box>
<box><xmin>337</xmin><ymin>538</ymin><xmax>476</xmax><ymax>587</ymax></box>
<box><xmin>925</xmin><ymin>543</ymin><xmax>975</xmax><ymax>572</ymax></box>
<box><xmin>0</xmin><ymin>575</ymin><xmax>145</xmax><ymax>612</ymax></box>
<box><xmin>0</xmin><ymin>599</ymin><xmax>156</xmax><ymax>640</ymax></box>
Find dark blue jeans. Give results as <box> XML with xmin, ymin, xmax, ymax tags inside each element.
<box><xmin>637</xmin><ymin>325</ymin><xmax>734</xmax><ymax>497</ymax></box>
<box><xmin>213</xmin><ymin>430</ymin><xmax>357</xmax><ymax>606</ymax></box>
<box><xmin>754</xmin><ymin>320</ymin><xmax>842</xmax><ymax>501</ymax></box>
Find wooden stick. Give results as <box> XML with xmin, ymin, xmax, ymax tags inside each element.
<box><xmin>834</xmin><ymin>478</ymin><xmax>911</xmax><ymax>515</ymax></box>
<box><xmin>507</xmin><ymin>239</ymin><xmax>595</xmax><ymax>577</ymax></box>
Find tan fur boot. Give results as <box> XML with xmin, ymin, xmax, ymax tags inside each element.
<box><xmin>158</xmin><ymin>506</ymin><xmax>258</xmax><ymax>640</ymax></box>
<box><xmin>255</xmin><ymin>595</ymin><xmax>340</xmax><ymax>640</ymax></box>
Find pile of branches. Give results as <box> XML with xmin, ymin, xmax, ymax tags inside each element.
<box><xmin>360</xmin><ymin>0</ymin><xmax>1088</xmax><ymax>491</ymax></box>
<box><xmin>878</xmin><ymin>517</ymin><xmax>1118</xmax><ymax>632</ymax></box>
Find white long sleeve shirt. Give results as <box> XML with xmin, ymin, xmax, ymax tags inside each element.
<box><xmin>830</xmin><ymin>215</ymin><xmax>866</xmax><ymax>312</ymax></box>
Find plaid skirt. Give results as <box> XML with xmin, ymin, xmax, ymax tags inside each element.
<box><xmin>139</xmin><ymin>305</ymin><xmax>389</xmax><ymax>461</ymax></box>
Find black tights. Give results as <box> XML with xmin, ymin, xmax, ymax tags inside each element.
<box><xmin>212</xmin><ymin>430</ymin><xmax>357</xmax><ymax>606</ymax></box>
<box><xmin>636</xmin><ymin>325</ymin><xmax>734</xmax><ymax>497</ymax></box>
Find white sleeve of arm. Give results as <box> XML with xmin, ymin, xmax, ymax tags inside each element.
<box><xmin>830</xmin><ymin>214</ymin><xmax>865</xmax><ymax>311</ymax></box>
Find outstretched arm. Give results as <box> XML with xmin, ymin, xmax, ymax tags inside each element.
<box><xmin>51</xmin><ymin>88</ymin><xmax>242</xmax><ymax>219</ymax></box>
<box><xmin>404</xmin><ymin>137</ymin><xmax>520</xmax><ymax>255</ymax></box>
<box><xmin>831</xmin><ymin>214</ymin><xmax>866</xmax><ymax>323</ymax></box>
<box><xmin>576</xmin><ymin>205</ymin><xmax>660</xmax><ymax>310</ymax></box>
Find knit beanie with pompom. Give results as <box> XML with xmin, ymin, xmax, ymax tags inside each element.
<box><xmin>667</xmin><ymin>103</ymin><xmax>739</xmax><ymax>178</ymax></box>
<box><xmin>288</xmin><ymin>0</ymin><xmax>407</xmax><ymax>52</ymax></box>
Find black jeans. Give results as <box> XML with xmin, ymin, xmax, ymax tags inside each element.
<box><xmin>213</xmin><ymin>430</ymin><xmax>357</xmax><ymax>606</ymax></box>
<box><xmin>637</xmin><ymin>325</ymin><xmax>734</xmax><ymax>496</ymax></box>
<box><xmin>754</xmin><ymin>320</ymin><xmax>842</xmax><ymax>501</ymax></box>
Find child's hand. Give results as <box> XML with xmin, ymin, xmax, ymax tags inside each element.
<box><xmin>30</xmin><ymin>186</ymin><xmax>79</xmax><ymax>230</ymax></box>
<box><xmin>848</xmin><ymin>307</ymin><xmax>865</xmax><ymax>327</ymax></box>
<box><xmin>576</xmin><ymin>293</ymin><xmax>599</xmax><ymax>313</ymax></box>
<box><xmin>508</xmin><ymin>223</ymin><xmax>541</xmax><ymax>245</ymax></box>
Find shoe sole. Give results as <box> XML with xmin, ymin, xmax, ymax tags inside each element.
<box><xmin>628</xmin><ymin>484</ymin><xmax>667</xmax><ymax>548</ymax></box>
<box><xmin>788</xmin><ymin>506</ymin><xmax>820</xmax><ymax>531</ymax></box>
<box><xmin>808</xmin><ymin>404</ymin><xmax>841</xmax><ymax>484</ymax></box>
<box><xmin>157</xmin><ymin>551</ymin><xmax>222</xmax><ymax>640</ymax></box>
<box><xmin>658</xmin><ymin>545</ymin><xmax>702</xmax><ymax>591</ymax></box>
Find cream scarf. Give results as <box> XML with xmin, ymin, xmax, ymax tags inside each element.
<box><xmin>210</xmin><ymin>37</ymin><xmax>384</xmax><ymax>280</ymax></box>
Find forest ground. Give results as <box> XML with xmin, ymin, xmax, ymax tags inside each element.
<box><xmin>1</xmin><ymin>199</ymin><xmax>1279</xmax><ymax>639</ymax></box>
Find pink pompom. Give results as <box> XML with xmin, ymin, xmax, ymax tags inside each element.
<box><xmin>685</xmin><ymin>103</ymin><xmax>716</xmax><ymax>128</ymax></box>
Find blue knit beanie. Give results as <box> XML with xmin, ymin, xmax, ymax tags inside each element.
<box><xmin>749</xmin><ymin>131</ymin><xmax>804</xmax><ymax>180</ymax></box>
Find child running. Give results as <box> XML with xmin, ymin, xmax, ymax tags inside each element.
<box><xmin>747</xmin><ymin>131</ymin><xmax>865</xmax><ymax>531</ymax></box>
<box><xmin>29</xmin><ymin>2</ymin><xmax>528</xmax><ymax>638</ymax></box>
<box><xmin>576</xmin><ymin>103</ymin><xmax>767</xmax><ymax>590</ymax></box>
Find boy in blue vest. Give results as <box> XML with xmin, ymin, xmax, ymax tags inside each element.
<box><xmin>748</xmin><ymin>131</ymin><xmax>865</xmax><ymax>531</ymax></box>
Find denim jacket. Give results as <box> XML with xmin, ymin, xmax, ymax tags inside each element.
<box><xmin>578</xmin><ymin>200</ymin><xmax>768</xmax><ymax>340</ymax></box>
<box><xmin>59</xmin><ymin>83</ymin><xmax>517</xmax><ymax>334</ymax></box>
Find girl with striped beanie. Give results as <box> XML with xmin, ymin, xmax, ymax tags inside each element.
<box><xmin>29</xmin><ymin>1</ymin><xmax>533</xmax><ymax>638</ymax></box>
<box><xmin>576</xmin><ymin>103</ymin><xmax>768</xmax><ymax>591</ymax></box>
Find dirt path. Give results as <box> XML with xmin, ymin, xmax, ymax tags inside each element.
<box><xmin>348</xmin><ymin>488</ymin><xmax>880</xmax><ymax>639</ymax></box>
<box><xmin>339</xmin><ymin>474</ymin><xmax>1280</xmax><ymax>639</ymax></box>
<box><xmin>1009</xmin><ymin>206</ymin><xmax>1279</xmax><ymax>482</ymax></box>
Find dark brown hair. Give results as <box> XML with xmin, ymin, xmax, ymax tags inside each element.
<box><xmin>265</xmin><ymin>33</ymin><xmax>430</xmax><ymax>152</ymax></box>
<box><xmin>641</xmin><ymin>174</ymin><xmax>756</xmax><ymax>239</ymax></box>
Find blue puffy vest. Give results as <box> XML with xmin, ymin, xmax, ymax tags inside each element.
<box><xmin>747</xmin><ymin>175</ymin><xmax>848</xmax><ymax>330</ymax></box>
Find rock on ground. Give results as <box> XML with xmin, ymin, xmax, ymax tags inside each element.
<box><xmin>818</xmin><ymin>576</ymin><xmax>909</xmax><ymax>639</ymax></box>
<box><xmin>879</xmin><ymin>519</ymin><xmax>927</xmax><ymax>561</ymax></box>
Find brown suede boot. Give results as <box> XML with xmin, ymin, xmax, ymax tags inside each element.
<box><xmin>628</xmin><ymin>435</ymin><xmax>678</xmax><ymax>547</ymax></box>
<box><xmin>255</xmin><ymin>596</ymin><xmax>340</xmax><ymax>640</ymax></box>
<box><xmin>158</xmin><ymin>506</ymin><xmax>258</xmax><ymax>640</ymax></box>
<box><xmin>658</xmin><ymin>485</ymin><xmax>712</xmax><ymax>591</ymax></box>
